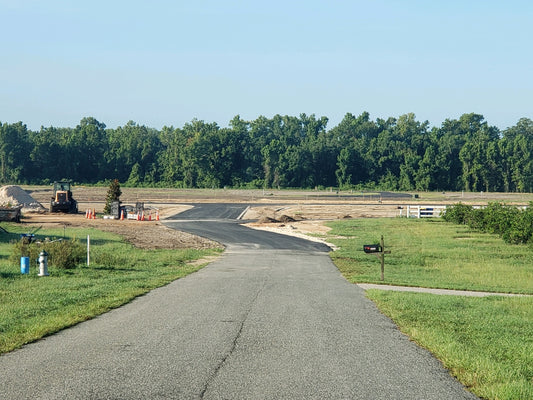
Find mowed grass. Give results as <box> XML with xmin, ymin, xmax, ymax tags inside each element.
<box><xmin>0</xmin><ymin>224</ymin><xmax>221</xmax><ymax>354</ymax></box>
<box><xmin>328</xmin><ymin>218</ymin><xmax>533</xmax><ymax>293</ymax></box>
<box><xmin>326</xmin><ymin>218</ymin><xmax>533</xmax><ymax>400</ymax></box>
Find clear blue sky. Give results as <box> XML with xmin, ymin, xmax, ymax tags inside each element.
<box><xmin>1</xmin><ymin>0</ymin><xmax>531</xmax><ymax>131</ymax></box>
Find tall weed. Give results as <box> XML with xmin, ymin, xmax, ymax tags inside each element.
<box><xmin>10</xmin><ymin>238</ymin><xmax>85</xmax><ymax>269</ymax></box>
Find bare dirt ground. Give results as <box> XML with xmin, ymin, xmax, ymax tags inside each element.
<box><xmin>18</xmin><ymin>205</ymin><xmax>218</xmax><ymax>250</ymax></box>
<box><xmin>18</xmin><ymin>186</ymin><xmax>533</xmax><ymax>250</ymax></box>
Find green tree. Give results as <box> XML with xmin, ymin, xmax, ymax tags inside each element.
<box><xmin>331</xmin><ymin>112</ymin><xmax>379</xmax><ymax>187</ymax></box>
<box><xmin>69</xmin><ymin>117</ymin><xmax>108</xmax><ymax>182</ymax></box>
<box><xmin>415</xmin><ymin>145</ymin><xmax>438</xmax><ymax>190</ymax></box>
<box><xmin>29</xmin><ymin>126</ymin><xmax>72</xmax><ymax>182</ymax></box>
<box><xmin>106</xmin><ymin>121</ymin><xmax>161</xmax><ymax>184</ymax></box>
<box><xmin>103</xmin><ymin>179</ymin><xmax>122</xmax><ymax>214</ymax></box>
<box><xmin>126</xmin><ymin>163</ymin><xmax>142</xmax><ymax>186</ymax></box>
<box><xmin>0</xmin><ymin>122</ymin><xmax>32</xmax><ymax>183</ymax></box>
<box><xmin>458</xmin><ymin>115</ymin><xmax>500</xmax><ymax>192</ymax></box>
<box><xmin>502</xmin><ymin>118</ymin><xmax>533</xmax><ymax>192</ymax></box>
<box><xmin>158</xmin><ymin>126</ymin><xmax>187</xmax><ymax>186</ymax></box>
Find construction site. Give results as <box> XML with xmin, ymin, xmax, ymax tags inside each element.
<box><xmin>2</xmin><ymin>184</ymin><xmax>533</xmax><ymax>250</ymax></box>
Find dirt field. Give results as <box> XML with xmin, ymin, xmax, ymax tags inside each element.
<box><xmin>18</xmin><ymin>206</ymin><xmax>219</xmax><ymax>250</ymax></box>
<box><xmin>18</xmin><ymin>186</ymin><xmax>533</xmax><ymax>250</ymax></box>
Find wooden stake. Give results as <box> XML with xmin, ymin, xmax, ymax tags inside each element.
<box><xmin>379</xmin><ymin>235</ymin><xmax>392</xmax><ymax>281</ymax></box>
<box><xmin>380</xmin><ymin>235</ymin><xmax>385</xmax><ymax>281</ymax></box>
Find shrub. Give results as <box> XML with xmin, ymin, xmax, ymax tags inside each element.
<box><xmin>477</xmin><ymin>202</ymin><xmax>518</xmax><ymax>235</ymax></box>
<box><xmin>11</xmin><ymin>238</ymin><xmax>85</xmax><ymax>270</ymax></box>
<box><xmin>502</xmin><ymin>206</ymin><xmax>533</xmax><ymax>245</ymax></box>
<box><xmin>45</xmin><ymin>239</ymin><xmax>85</xmax><ymax>269</ymax></box>
<box><xmin>442</xmin><ymin>203</ymin><xmax>473</xmax><ymax>225</ymax></box>
<box><xmin>445</xmin><ymin>201</ymin><xmax>533</xmax><ymax>246</ymax></box>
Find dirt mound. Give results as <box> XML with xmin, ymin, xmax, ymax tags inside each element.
<box><xmin>0</xmin><ymin>185</ymin><xmax>45</xmax><ymax>212</ymax></box>
<box><xmin>258</xmin><ymin>216</ymin><xmax>279</xmax><ymax>223</ymax></box>
<box><xmin>278</xmin><ymin>214</ymin><xmax>296</xmax><ymax>223</ymax></box>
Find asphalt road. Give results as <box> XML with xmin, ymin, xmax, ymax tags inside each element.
<box><xmin>0</xmin><ymin>204</ymin><xmax>478</xmax><ymax>399</ymax></box>
<box><xmin>165</xmin><ymin>203</ymin><xmax>331</xmax><ymax>252</ymax></box>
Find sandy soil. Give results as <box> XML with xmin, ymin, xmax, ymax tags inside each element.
<box><xmin>20</xmin><ymin>211</ymin><xmax>219</xmax><ymax>250</ymax></box>
<box><xmin>16</xmin><ymin>201</ymin><xmax>215</xmax><ymax>250</ymax></box>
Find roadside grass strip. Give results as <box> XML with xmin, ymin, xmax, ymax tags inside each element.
<box><xmin>327</xmin><ymin>218</ymin><xmax>533</xmax><ymax>294</ymax></box>
<box><xmin>327</xmin><ymin>217</ymin><xmax>533</xmax><ymax>400</ymax></box>
<box><xmin>0</xmin><ymin>224</ymin><xmax>221</xmax><ymax>355</ymax></box>
<box><xmin>367</xmin><ymin>291</ymin><xmax>533</xmax><ymax>400</ymax></box>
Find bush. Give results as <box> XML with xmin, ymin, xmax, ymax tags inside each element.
<box><xmin>476</xmin><ymin>202</ymin><xmax>519</xmax><ymax>235</ymax></box>
<box><xmin>502</xmin><ymin>206</ymin><xmax>533</xmax><ymax>245</ymax></box>
<box><xmin>442</xmin><ymin>203</ymin><xmax>474</xmax><ymax>225</ymax></box>
<box><xmin>45</xmin><ymin>239</ymin><xmax>85</xmax><ymax>269</ymax></box>
<box><xmin>444</xmin><ymin>201</ymin><xmax>533</xmax><ymax>245</ymax></box>
<box><xmin>11</xmin><ymin>238</ymin><xmax>85</xmax><ymax>269</ymax></box>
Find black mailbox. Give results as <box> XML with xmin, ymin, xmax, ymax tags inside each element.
<box><xmin>363</xmin><ymin>244</ymin><xmax>381</xmax><ymax>253</ymax></box>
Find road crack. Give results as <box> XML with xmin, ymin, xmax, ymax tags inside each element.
<box><xmin>199</xmin><ymin>278</ymin><xmax>267</xmax><ymax>399</ymax></box>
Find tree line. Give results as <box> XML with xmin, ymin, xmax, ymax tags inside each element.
<box><xmin>0</xmin><ymin>112</ymin><xmax>532</xmax><ymax>192</ymax></box>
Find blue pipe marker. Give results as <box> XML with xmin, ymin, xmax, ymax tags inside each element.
<box><xmin>20</xmin><ymin>256</ymin><xmax>29</xmax><ymax>274</ymax></box>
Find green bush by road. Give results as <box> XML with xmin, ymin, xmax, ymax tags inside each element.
<box><xmin>327</xmin><ymin>217</ymin><xmax>533</xmax><ymax>400</ymax></box>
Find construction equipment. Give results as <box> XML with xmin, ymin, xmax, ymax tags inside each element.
<box><xmin>50</xmin><ymin>181</ymin><xmax>78</xmax><ymax>213</ymax></box>
<box><xmin>0</xmin><ymin>205</ymin><xmax>21</xmax><ymax>222</ymax></box>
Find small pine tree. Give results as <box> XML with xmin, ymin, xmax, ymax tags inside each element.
<box><xmin>104</xmin><ymin>179</ymin><xmax>122</xmax><ymax>214</ymax></box>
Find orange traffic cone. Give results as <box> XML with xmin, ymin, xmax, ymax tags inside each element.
<box><xmin>120</xmin><ymin>210</ymin><xmax>124</xmax><ymax>221</ymax></box>
<box><xmin>141</xmin><ymin>212</ymin><xmax>145</xmax><ymax>221</ymax></box>
<box><xmin>92</xmin><ymin>209</ymin><xmax>96</xmax><ymax>219</ymax></box>
<box><xmin>148</xmin><ymin>213</ymin><xmax>152</xmax><ymax>221</ymax></box>
<box><xmin>156</xmin><ymin>211</ymin><xmax>160</xmax><ymax>221</ymax></box>
<box><xmin>85</xmin><ymin>209</ymin><xmax>89</xmax><ymax>219</ymax></box>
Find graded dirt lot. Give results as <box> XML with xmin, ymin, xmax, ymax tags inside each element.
<box><xmin>18</xmin><ymin>186</ymin><xmax>533</xmax><ymax>250</ymax></box>
<box><xmin>17</xmin><ymin>205</ymin><xmax>218</xmax><ymax>250</ymax></box>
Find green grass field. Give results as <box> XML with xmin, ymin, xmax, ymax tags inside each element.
<box><xmin>326</xmin><ymin>217</ymin><xmax>533</xmax><ymax>400</ymax></box>
<box><xmin>0</xmin><ymin>223</ymin><xmax>221</xmax><ymax>354</ymax></box>
<box><xmin>328</xmin><ymin>218</ymin><xmax>533</xmax><ymax>294</ymax></box>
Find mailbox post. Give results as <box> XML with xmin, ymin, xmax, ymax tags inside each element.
<box><xmin>363</xmin><ymin>235</ymin><xmax>391</xmax><ymax>281</ymax></box>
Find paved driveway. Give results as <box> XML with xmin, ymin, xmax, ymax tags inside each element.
<box><xmin>0</xmin><ymin>204</ymin><xmax>477</xmax><ymax>399</ymax></box>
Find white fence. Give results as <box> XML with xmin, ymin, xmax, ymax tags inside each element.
<box><xmin>398</xmin><ymin>205</ymin><xmax>447</xmax><ymax>218</ymax></box>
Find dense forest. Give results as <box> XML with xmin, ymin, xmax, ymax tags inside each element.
<box><xmin>0</xmin><ymin>112</ymin><xmax>532</xmax><ymax>192</ymax></box>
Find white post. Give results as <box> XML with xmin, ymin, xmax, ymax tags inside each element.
<box><xmin>87</xmin><ymin>235</ymin><xmax>90</xmax><ymax>266</ymax></box>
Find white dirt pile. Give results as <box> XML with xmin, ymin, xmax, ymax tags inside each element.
<box><xmin>0</xmin><ymin>185</ymin><xmax>45</xmax><ymax>212</ymax></box>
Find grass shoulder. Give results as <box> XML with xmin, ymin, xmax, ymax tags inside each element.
<box><xmin>0</xmin><ymin>223</ymin><xmax>222</xmax><ymax>355</ymax></box>
<box><xmin>327</xmin><ymin>217</ymin><xmax>533</xmax><ymax>294</ymax></box>
<box><xmin>326</xmin><ymin>217</ymin><xmax>533</xmax><ymax>400</ymax></box>
<box><xmin>367</xmin><ymin>290</ymin><xmax>533</xmax><ymax>400</ymax></box>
